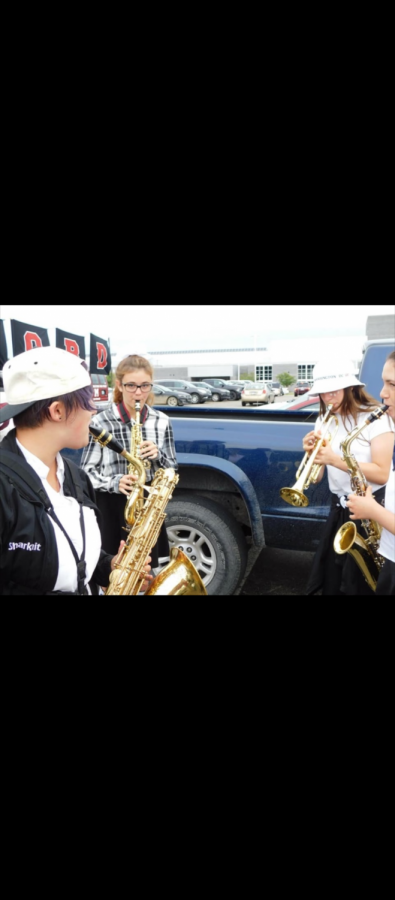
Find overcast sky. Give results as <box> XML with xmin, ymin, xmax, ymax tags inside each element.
<box><xmin>1</xmin><ymin>304</ymin><xmax>393</xmax><ymax>358</ymax></box>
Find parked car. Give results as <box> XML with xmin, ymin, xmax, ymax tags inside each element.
<box><xmin>192</xmin><ymin>381</ymin><xmax>232</xmax><ymax>401</ymax></box>
<box><xmin>241</xmin><ymin>383</ymin><xmax>275</xmax><ymax>406</ymax></box>
<box><xmin>153</xmin><ymin>383</ymin><xmax>193</xmax><ymax>407</ymax></box>
<box><xmin>266</xmin><ymin>381</ymin><xmax>282</xmax><ymax>396</ymax></box>
<box><xmin>158</xmin><ymin>379</ymin><xmax>212</xmax><ymax>404</ymax></box>
<box><xmin>294</xmin><ymin>381</ymin><xmax>311</xmax><ymax>397</ymax></box>
<box><xmin>203</xmin><ymin>378</ymin><xmax>243</xmax><ymax>400</ymax></box>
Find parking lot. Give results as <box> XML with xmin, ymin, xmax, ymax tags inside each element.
<box><xmin>186</xmin><ymin>391</ymin><xmax>296</xmax><ymax>410</ymax></box>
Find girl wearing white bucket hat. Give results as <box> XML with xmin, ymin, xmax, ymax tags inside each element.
<box><xmin>0</xmin><ymin>347</ymin><xmax>152</xmax><ymax>596</ymax></box>
<box><xmin>302</xmin><ymin>356</ymin><xmax>394</xmax><ymax>596</ymax></box>
<box><xmin>345</xmin><ymin>350</ymin><xmax>395</xmax><ymax>596</ymax></box>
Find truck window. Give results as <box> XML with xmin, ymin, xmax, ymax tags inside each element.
<box><xmin>360</xmin><ymin>342</ymin><xmax>394</xmax><ymax>401</ymax></box>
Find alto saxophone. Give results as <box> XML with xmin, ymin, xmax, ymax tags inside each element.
<box><xmin>89</xmin><ymin>425</ymin><xmax>207</xmax><ymax>596</ymax></box>
<box><xmin>333</xmin><ymin>405</ymin><xmax>389</xmax><ymax>591</ymax></box>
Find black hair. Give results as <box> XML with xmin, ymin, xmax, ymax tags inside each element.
<box><xmin>14</xmin><ymin>361</ymin><xmax>96</xmax><ymax>428</ymax></box>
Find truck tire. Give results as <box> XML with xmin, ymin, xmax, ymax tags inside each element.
<box><xmin>165</xmin><ymin>496</ymin><xmax>248</xmax><ymax>595</ymax></box>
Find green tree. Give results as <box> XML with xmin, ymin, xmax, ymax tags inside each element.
<box><xmin>277</xmin><ymin>372</ymin><xmax>296</xmax><ymax>388</ymax></box>
<box><xmin>106</xmin><ymin>371</ymin><xmax>115</xmax><ymax>388</ymax></box>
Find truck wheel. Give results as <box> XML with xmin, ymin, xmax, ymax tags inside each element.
<box><xmin>165</xmin><ymin>497</ymin><xmax>248</xmax><ymax>595</ymax></box>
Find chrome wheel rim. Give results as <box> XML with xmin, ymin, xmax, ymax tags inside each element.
<box><xmin>167</xmin><ymin>524</ymin><xmax>217</xmax><ymax>586</ymax></box>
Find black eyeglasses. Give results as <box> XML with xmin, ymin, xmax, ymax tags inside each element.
<box><xmin>122</xmin><ymin>382</ymin><xmax>153</xmax><ymax>392</ymax></box>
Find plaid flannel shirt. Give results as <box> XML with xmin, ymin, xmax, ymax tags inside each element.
<box><xmin>81</xmin><ymin>403</ymin><xmax>178</xmax><ymax>493</ymax></box>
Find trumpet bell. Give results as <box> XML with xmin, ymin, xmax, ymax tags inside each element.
<box><xmin>280</xmin><ymin>487</ymin><xmax>309</xmax><ymax>508</ymax></box>
<box><xmin>144</xmin><ymin>547</ymin><xmax>208</xmax><ymax>595</ymax></box>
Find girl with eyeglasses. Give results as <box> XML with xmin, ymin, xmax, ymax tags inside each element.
<box><xmin>81</xmin><ymin>354</ymin><xmax>178</xmax><ymax>578</ymax></box>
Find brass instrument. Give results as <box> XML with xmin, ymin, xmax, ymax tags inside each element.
<box><xmin>280</xmin><ymin>404</ymin><xmax>339</xmax><ymax>507</ymax></box>
<box><xmin>124</xmin><ymin>400</ymin><xmax>150</xmax><ymax>530</ymax></box>
<box><xmin>333</xmin><ymin>405</ymin><xmax>389</xmax><ymax>591</ymax></box>
<box><xmin>89</xmin><ymin>425</ymin><xmax>207</xmax><ymax>596</ymax></box>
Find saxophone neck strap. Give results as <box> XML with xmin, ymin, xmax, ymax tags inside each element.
<box><xmin>117</xmin><ymin>401</ymin><xmax>148</xmax><ymax>427</ymax></box>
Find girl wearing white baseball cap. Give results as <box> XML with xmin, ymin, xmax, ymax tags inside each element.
<box><xmin>302</xmin><ymin>356</ymin><xmax>394</xmax><ymax>596</ymax></box>
<box><xmin>0</xmin><ymin>346</ymin><xmax>152</xmax><ymax>595</ymax></box>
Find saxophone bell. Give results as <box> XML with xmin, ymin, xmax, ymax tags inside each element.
<box><xmin>333</xmin><ymin>521</ymin><xmax>381</xmax><ymax>592</ymax></box>
<box><xmin>144</xmin><ymin>547</ymin><xmax>207</xmax><ymax>595</ymax></box>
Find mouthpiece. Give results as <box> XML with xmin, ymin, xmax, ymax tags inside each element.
<box><xmin>365</xmin><ymin>405</ymin><xmax>389</xmax><ymax>425</ymax></box>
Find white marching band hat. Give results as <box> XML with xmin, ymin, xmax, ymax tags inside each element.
<box><xmin>309</xmin><ymin>358</ymin><xmax>365</xmax><ymax>397</ymax></box>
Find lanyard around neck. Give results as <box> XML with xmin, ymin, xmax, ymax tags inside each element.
<box><xmin>46</xmin><ymin>504</ymin><xmax>87</xmax><ymax>594</ymax></box>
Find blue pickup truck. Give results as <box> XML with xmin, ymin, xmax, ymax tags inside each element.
<box><xmin>62</xmin><ymin>339</ymin><xmax>393</xmax><ymax>595</ymax></box>
<box><xmin>154</xmin><ymin>339</ymin><xmax>393</xmax><ymax>594</ymax></box>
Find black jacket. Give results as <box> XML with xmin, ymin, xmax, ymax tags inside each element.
<box><xmin>0</xmin><ymin>430</ymin><xmax>113</xmax><ymax>596</ymax></box>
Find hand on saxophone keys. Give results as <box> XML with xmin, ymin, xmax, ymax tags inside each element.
<box><xmin>345</xmin><ymin>485</ymin><xmax>377</xmax><ymax>521</ymax></box>
<box><xmin>138</xmin><ymin>440</ymin><xmax>159</xmax><ymax>460</ymax></box>
<box><xmin>119</xmin><ymin>473</ymin><xmax>139</xmax><ymax>495</ymax></box>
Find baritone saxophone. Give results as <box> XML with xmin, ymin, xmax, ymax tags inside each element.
<box><xmin>88</xmin><ymin>425</ymin><xmax>207</xmax><ymax>595</ymax></box>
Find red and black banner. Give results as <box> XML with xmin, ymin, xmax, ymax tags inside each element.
<box><xmin>0</xmin><ymin>319</ymin><xmax>8</xmax><ymax>368</ymax></box>
<box><xmin>11</xmin><ymin>319</ymin><xmax>50</xmax><ymax>356</ymax></box>
<box><xmin>89</xmin><ymin>333</ymin><xmax>112</xmax><ymax>375</ymax></box>
<box><xmin>55</xmin><ymin>328</ymin><xmax>86</xmax><ymax>359</ymax></box>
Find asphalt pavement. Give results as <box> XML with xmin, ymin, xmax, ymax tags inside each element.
<box><xmin>239</xmin><ymin>546</ymin><xmax>319</xmax><ymax>596</ymax></box>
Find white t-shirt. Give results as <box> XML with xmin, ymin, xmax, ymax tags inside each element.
<box><xmin>17</xmin><ymin>441</ymin><xmax>102</xmax><ymax>594</ymax></box>
<box><xmin>378</xmin><ymin>467</ymin><xmax>395</xmax><ymax>562</ymax></box>
<box><xmin>314</xmin><ymin>409</ymin><xmax>394</xmax><ymax>498</ymax></box>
